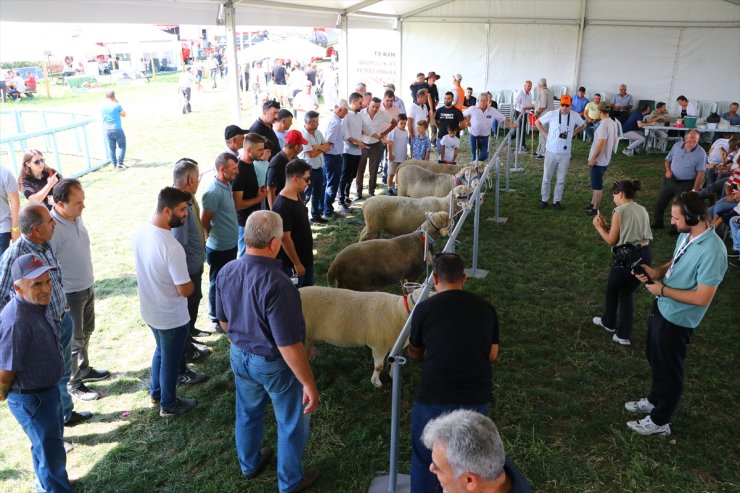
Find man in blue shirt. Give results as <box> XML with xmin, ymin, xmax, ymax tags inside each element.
<box><xmin>216</xmin><ymin>210</ymin><xmax>319</xmax><ymax>493</ymax></box>
<box><xmin>571</xmin><ymin>86</ymin><xmax>589</xmax><ymax>114</ymax></box>
<box><xmin>621</xmin><ymin>104</ymin><xmax>651</xmax><ymax>156</ymax></box>
<box><xmin>721</xmin><ymin>102</ymin><xmax>740</xmax><ymax>126</ymax></box>
<box><xmin>0</xmin><ymin>254</ymin><xmax>73</xmax><ymax>493</ymax></box>
<box><xmin>322</xmin><ymin>100</ymin><xmax>349</xmax><ymax>220</ymax></box>
<box><xmin>629</xmin><ymin>192</ymin><xmax>727</xmax><ymax>435</ymax></box>
<box><xmin>101</xmin><ymin>90</ymin><xmax>127</xmax><ymax>169</ymax></box>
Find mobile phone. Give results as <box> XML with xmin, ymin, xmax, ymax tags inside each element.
<box><xmin>630</xmin><ymin>258</ymin><xmax>653</xmax><ymax>284</ymax></box>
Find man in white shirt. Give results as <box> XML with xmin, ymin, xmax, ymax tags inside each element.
<box><xmin>464</xmin><ymin>93</ymin><xmax>516</xmax><ymax>162</ymax></box>
<box><xmin>513</xmin><ymin>80</ymin><xmax>535</xmax><ymax>152</ymax></box>
<box><xmin>676</xmin><ymin>95</ymin><xmax>699</xmax><ymax>118</ymax></box>
<box><xmin>358</xmin><ymin>97</ymin><xmax>397</xmax><ymax>198</ymax></box>
<box><xmin>299</xmin><ymin>111</ymin><xmax>331</xmax><ymax>223</ymax></box>
<box><xmin>408</xmin><ymin>89</ymin><xmax>431</xmax><ymax>140</ymax></box>
<box><xmin>292</xmin><ymin>81</ymin><xmax>319</xmax><ymax>123</ymax></box>
<box><xmin>338</xmin><ymin>93</ymin><xmax>368</xmax><ymax>213</ymax></box>
<box><xmin>535</xmin><ymin>95</ymin><xmax>586</xmax><ymax>211</ymax></box>
<box><xmin>133</xmin><ymin>187</ymin><xmax>196</xmax><ymax>417</ymax></box>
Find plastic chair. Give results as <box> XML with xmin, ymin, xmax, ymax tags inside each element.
<box><xmin>614</xmin><ymin>118</ymin><xmax>626</xmax><ymax>154</ymax></box>
<box><xmin>698</xmin><ymin>101</ymin><xmax>717</xmax><ymax>118</ymax></box>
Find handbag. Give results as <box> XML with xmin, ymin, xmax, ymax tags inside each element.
<box><xmin>611</xmin><ymin>243</ymin><xmax>641</xmax><ymax>268</ymax></box>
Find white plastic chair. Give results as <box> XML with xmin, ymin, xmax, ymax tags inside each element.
<box><xmin>614</xmin><ymin>118</ymin><xmax>626</xmax><ymax>154</ymax></box>
<box><xmin>698</xmin><ymin>101</ymin><xmax>717</xmax><ymax>118</ymax></box>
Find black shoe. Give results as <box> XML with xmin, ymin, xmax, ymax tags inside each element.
<box><xmin>244</xmin><ymin>447</ymin><xmax>273</xmax><ymax>479</ymax></box>
<box><xmin>539</xmin><ymin>201</ymin><xmax>548</xmax><ymax>209</ymax></box>
<box><xmin>311</xmin><ymin>217</ymin><xmax>328</xmax><ymax>224</ymax></box>
<box><xmin>534</xmin><ymin>154</ymin><xmax>545</xmax><ymax>160</ymax></box>
<box><xmin>160</xmin><ymin>397</ymin><xmax>197</xmax><ymax>417</ymax></box>
<box><xmin>387</xmin><ymin>189</ymin><xmax>396</xmax><ymax>196</ymax></box>
<box><xmin>68</xmin><ymin>383</ymin><xmax>100</xmax><ymax>401</ymax></box>
<box><xmin>584</xmin><ymin>203</ymin><xmax>594</xmax><ymax>211</ymax></box>
<box><xmin>553</xmin><ymin>202</ymin><xmax>564</xmax><ymax>211</ymax></box>
<box><xmin>178</xmin><ymin>368</ymin><xmax>208</xmax><ymax>385</ymax></box>
<box><xmin>188</xmin><ymin>345</ymin><xmax>212</xmax><ymax>362</ymax></box>
<box><xmin>651</xmin><ymin>223</ymin><xmax>664</xmax><ymax>229</ymax></box>
<box><xmin>64</xmin><ymin>411</ymin><xmax>93</xmax><ymax>427</ymax></box>
<box><xmin>586</xmin><ymin>208</ymin><xmax>598</xmax><ymax>216</ymax></box>
<box><xmin>81</xmin><ymin>367</ymin><xmax>111</xmax><ymax>383</ymax></box>
<box><xmin>191</xmin><ymin>328</ymin><xmax>213</xmax><ymax>338</ymax></box>
<box><xmin>344</xmin><ymin>198</ymin><xmax>353</xmax><ymax>205</ymax></box>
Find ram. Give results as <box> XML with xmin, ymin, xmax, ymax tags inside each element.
<box><xmin>397</xmin><ymin>162</ymin><xmax>484</xmax><ymax>198</ymax></box>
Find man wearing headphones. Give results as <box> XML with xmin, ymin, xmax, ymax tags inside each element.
<box><xmin>627</xmin><ymin>192</ymin><xmax>727</xmax><ymax>436</ymax></box>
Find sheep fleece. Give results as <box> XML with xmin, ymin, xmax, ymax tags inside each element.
<box><xmin>397</xmin><ymin>165</ymin><xmax>456</xmax><ymax>198</ymax></box>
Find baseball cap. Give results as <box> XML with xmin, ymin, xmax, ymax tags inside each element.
<box><xmin>335</xmin><ymin>99</ymin><xmax>350</xmax><ymax>110</ymax></box>
<box><xmin>598</xmin><ymin>101</ymin><xmax>612</xmax><ymax>112</ymax></box>
<box><xmin>285</xmin><ymin>129</ymin><xmax>308</xmax><ymax>146</ymax></box>
<box><xmin>560</xmin><ymin>95</ymin><xmax>572</xmax><ymax>105</ymax></box>
<box><xmin>427</xmin><ymin>71</ymin><xmax>440</xmax><ymax>81</ymax></box>
<box><xmin>453</xmin><ymin>74</ymin><xmax>463</xmax><ymax>81</ymax></box>
<box><xmin>11</xmin><ymin>254</ymin><xmax>56</xmax><ymax>282</ymax></box>
<box><xmin>384</xmin><ymin>83</ymin><xmax>396</xmax><ymax>91</ymax></box>
<box><xmin>224</xmin><ymin>125</ymin><xmax>248</xmax><ymax>141</ymax></box>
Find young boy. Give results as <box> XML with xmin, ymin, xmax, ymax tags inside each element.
<box><xmin>411</xmin><ymin>120</ymin><xmax>432</xmax><ymax>161</ymax></box>
<box><xmin>438</xmin><ymin>121</ymin><xmax>460</xmax><ymax>164</ymax></box>
<box><xmin>385</xmin><ymin>114</ymin><xmax>409</xmax><ymax>195</ymax></box>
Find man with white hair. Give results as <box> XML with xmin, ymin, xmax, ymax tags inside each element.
<box><xmin>611</xmin><ymin>84</ymin><xmax>634</xmax><ymax>123</ymax></box>
<box><xmin>533</xmin><ymin>78</ymin><xmax>553</xmax><ymax>159</ymax></box>
<box><xmin>422</xmin><ymin>410</ymin><xmax>532</xmax><ymax>493</ymax></box>
<box><xmin>292</xmin><ymin>81</ymin><xmax>319</xmax><ymax>123</ymax></box>
<box><xmin>464</xmin><ymin>93</ymin><xmax>517</xmax><ymax>162</ymax></box>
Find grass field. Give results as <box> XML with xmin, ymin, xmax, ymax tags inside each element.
<box><xmin>0</xmin><ymin>75</ymin><xmax>738</xmax><ymax>493</ymax></box>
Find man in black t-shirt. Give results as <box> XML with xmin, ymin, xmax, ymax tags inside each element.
<box><xmin>232</xmin><ymin>133</ymin><xmax>268</xmax><ymax>257</ymax></box>
<box><xmin>266</xmin><ymin>130</ymin><xmax>306</xmax><ymax>209</ymax></box>
<box><xmin>408</xmin><ymin>253</ymin><xmax>500</xmax><ymax>493</ymax></box>
<box><xmin>272</xmin><ymin>160</ymin><xmax>314</xmax><ymax>287</ymax></box>
<box><xmin>434</xmin><ymin>91</ymin><xmax>465</xmax><ymax>145</ymax></box>
<box><xmin>249</xmin><ymin>100</ymin><xmax>281</xmax><ymax>155</ymax></box>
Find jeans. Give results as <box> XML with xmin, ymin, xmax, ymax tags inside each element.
<box><xmin>230</xmin><ymin>345</ymin><xmax>310</xmax><ymax>493</ymax></box>
<box><xmin>653</xmin><ymin>178</ymin><xmax>694</xmax><ymax>227</ymax></box>
<box><xmin>339</xmin><ymin>154</ymin><xmax>360</xmax><ymax>204</ymax></box>
<box><xmin>708</xmin><ymin>196</ymin><xmax>736</xmax><ymax>219</ymax></box>
<box><xmin>304</xmin><ymin>167</ymin><xmax>325</xmax><ymax>219</ymax></box>
<box><xmin>238</xmin><ymin>226</ymin><xmax>246</xmax><ymax>259</ymax></box>
<box><xmin>282</xmin><ymin>263</ymin><xmax>314</xmax><ymax>288</ymax></box>
<box><xmin>601</xmin><ymin>246</ymin><xmax>652</xmax><ymax>340</ymax></box>
<box><xmin>0</xmin><ymin>232</ymin><xmax>10</xmax><ymax>256</ymax></box>
<box><xmin>322</xmin><ymin>154</ymin><xmax>343</xmax><ymax>215</ymax></box>
<box><xmin>646</xmin><ymin>302</ymin><xmax>693</xmax><ymax>426</ymax></box>
<box><xmin>105</xmin><ymin>128</ymin><xmax>126</xmax><ymax>166</ymax></box>
<box><xmin>585</xmin><ymin>121</ymin><xmax>600</xmax><ymax>141</ymax></box>
<box><xmin>58</xmin><ymin>314</ymin><xmax>74</xmax><ymax>422</ymax></box>
<box><xmin>468</xmin><ymin>134</ymin><xmax>489</xmax><ymax>162</ymax></box>
<box><xmin>180</xmin><ymin>270</ymin><xmax>203</xmax><ymax>372</ymax></box>
<box><xmin>410</xmin><ymin>401</ymin><xmax>488</xmax><ymax>493</ymax></box>
<box><xmin>206</xmin><ymin>246</ymin><xmax>237</xmax><ymax>323</ymax></box>
<box><xmin>541</xmin><ymin>152</ymin><xmax>572</xmax><ymax>203</ymax></box>
<box><xmin>731</xmin><ymin>216</ymin><xmax>740</xmax><ymax>252</ymax></box>
<box><xmin>66</xmin><ymin>287</ymin><xmax>96</xmax><ymax>389</ymax></box>
<box><xmin>7</xmin><ymin>387</ymin><xmax>73</xmax><ymax>493</ymax></box>
<box><xmin>149</xmin><ymin>323</ymin><xmax>189</xmax><ymax>410</ymax></box>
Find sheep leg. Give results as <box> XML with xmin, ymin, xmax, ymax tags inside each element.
<box><xmin>370</xmin><ymin>347</ymin><xmax>386</xmax><ymax>388</ymax></box>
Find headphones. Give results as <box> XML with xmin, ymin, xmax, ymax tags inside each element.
<box><xmin>680</xmin><ymin>193</ymin><xmax>701</xmax><ymax>226</ymax></box>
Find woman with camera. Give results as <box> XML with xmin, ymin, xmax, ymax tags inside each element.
<box><xmin>592</xmin><ymin>180</ymin><xmax>653</xmax><ymax>346</ymax></box>
<box><xmin>18</xmin><ymin>149</ymin><xmax>62</xmax><ymax>210</ymax></box>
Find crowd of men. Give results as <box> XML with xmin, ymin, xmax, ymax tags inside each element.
<box><xmin>0</xmin><ymin>69</ymin><xmax>736</xmax><ymax>493</ymax></box>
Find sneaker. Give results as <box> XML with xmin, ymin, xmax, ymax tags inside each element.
<box><xmin>286</xmin><ymin>468</ymin><xmax>320</xmax><ymax>493</ymax></box>
<box><xmin>244</xmin><ymin>447</ymin><xmax>273</xmax><ymax>479</ymax></box>
<box><xmin>539</xmin><ymin>201</ymin><xmax>548</xmax><ymax>209</ymax></box>
<box><xmin>387</xmin><ymin>188</ymin><xmax>396</xmax><ymax>196</ymax></box>
<box><xmin>187</xmin><ymin>345</ymin><xmax>212</xmax><ymax>362</ymax></box>
<box><xmin>586</xmin><ymin>208</ymin><xmax>598</xmax><ymax>216</ymax></box>
<box><xmin>622</xmin><ymin>148</ymin><xmax>634</xmax><ymax>156</ymax></box>
<box><xmin>612</xmin><ymin>334</ymin><xmax>631</xmax><ymax>346</ymax></box>
<box><xmin>592</xmin><ymin>317</ymin><xmax>615</xmax><ymax>333</ymax></box>
<box><xmin>160</xmin><ymin>397</ymin><xmax>197</xmax><ymax>417</ymax></box>
<box><xmin>338</xmin><ymin>204</ymin><xmax>351</xmax><ymax>214</ymax></box>
<box><xmin>626</xmin><ymin>415</ymin><xmax>671</xmax><ymax>436</ymax></box>
<box><xmin>117</xmin><ymin>163</ymin><xmax>129</xmax><ymax>169</ymax></box>
<box><xmin>553</xmin><ymin>202</ymin><xmax>564</xmax><ymax>211</ymax></box>
<box><xmin>178</xmin><ymin>368</ymin><xmax>208</xmax><ymax>385</ymax></box>
<box><xmin>64</xmin><ymin>410</ymin><xmax>93</xmax><ymax>427</ymax></box>
<box><xmin>68</xmin><ymin>383</ymin><xmax>100</xmax><ymax>401</ymax></box>
<box><xmin>534</xmin><ymin>153</ymin><xmax>545</xmax><ymax>160</ymax></box>
<box><xmin>311</xmin><ymin>217</ymin><xmax>328</xmax><ymax>224</ymax></box>
<box><xmin>624</xmin><ymin>398</ymin><xmax>655</xmax><ymax>414</ymax></box>
<box><xmin>81</xmin><ymin>367</ymin><xmax>111</xmax><ymax>382</ymax></box>
<box><xmin>191</xmin><ymin>327</ymin><xmax>214</xmax><ymax>338</ymax></box>
<box><xmin>584</xmin><ymin>203</ymin><xmax>594</xmax><ymax>211</ymax></box>
<box><xmin>320</xmin><ymin>214</ymin><xmax>332</xmax><ymax>221</ymax></box>
<box><xmin>148</xmin><ymin>396</ymin><xmax>160</xmax><ymax>408</ymax></box>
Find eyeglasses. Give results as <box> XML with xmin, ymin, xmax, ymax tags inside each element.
<box><xmin>32</xmin><ymin>158</ymin><xmax>45</xmax><ymax>165</ymax></box>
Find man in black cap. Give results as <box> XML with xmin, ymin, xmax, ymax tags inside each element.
<box><xmin>249</xmin><ymin>100</ymin><xmax>281</xmax><ymax>155</ymax></box>
<box><xmin>224</xmin><ymin>125</ymin><xmax>248</xmax><ymax>158</ymax></box>
<box><xmin>0</xmin><ymin>254</ymin><xmax>73</xmax><ymax>493</ymax></box>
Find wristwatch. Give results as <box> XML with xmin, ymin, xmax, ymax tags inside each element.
<box><xmin>11</xmin><ymin>227</ymin><xmax>19</xmax><ymax>233</ymax></box>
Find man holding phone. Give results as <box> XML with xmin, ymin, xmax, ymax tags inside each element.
<box><xmin>233</xmin><ymin>133</ymin><xmax>268</xmax><ymax>258</ymax></box>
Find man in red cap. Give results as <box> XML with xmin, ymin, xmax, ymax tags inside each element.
<box><xmin>266</xmin><ymin>130</ymin><xmax>307</xmax><ymax>209</ymax></box>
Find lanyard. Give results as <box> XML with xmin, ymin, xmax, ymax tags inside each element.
<box><xmin>665</xmin><ymin>227</ymin><xmax>712</xmax><ymax>279</ymax></box>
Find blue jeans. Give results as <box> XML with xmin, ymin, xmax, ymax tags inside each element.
<box><xmin>282</xmin><ymin>263</ymin><xmax>314</xmax><ymax>288</ymax></box>
<box><xmin>410</xmin><ymin>401</ymin><xmax>488</xmax><ymax>493</ymax></box>
<box><xmin>468</xmin><ymin>134</ymin><xmax>489</xmax><ymax>162</ymax></box>
<box><xmin>304</xmin><ymin>168</ymin><xmax>325</xmax><ymax>219</ymax></box>
<box><xmin>206</xmin><ymin>246</ymin><xmax>237</xmax><ymax>322</ymax></box>
<box><xmin>7</xmin><ymin>387</ymin><xmax>73</xmax><ymax>493</ymax></box>
<box><xmin>105</xmin><ymin>128</ymin><xmax>126</xmax><ymax>165</ymax></box>
<box><xmin>58</xmin><ymin>313</ymin><xmax>74</xmax><ymax>422</ymax></box>
<box><xmin>709</xmin><ymin>196</ymin><xmax>736</xmax><ymax>219</ymax></box>
<box><xmin>229</xmin><ymin>345</ymin><xmax>310</xmax><ymax>493</ymax></box>
<box><xmin>149</xmin><ymin>323</ymin><xmax>189</xmax><ymax>409</ymax></box>
<box><xmin>238</xmin><ymin>226</ymin><xmax>246</xmax><ymax>259</ymax></box>
<box><xmin>0</xmin><ymin>232</ymin><xmax>10</xmax><ymax>256</ymax></box>
<box><xmin>322</xmin><ymin>154</ymin><xmax>342</xmax><ymax>216</ymax></box>
<box><xmin>730</xmin><ymin>216</ymin><xmax>740</xmax><ymax>252</ymax></box>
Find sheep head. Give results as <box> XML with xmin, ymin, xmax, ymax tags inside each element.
<box><xmin>452</xmin><ymin>185</ymin><xmax>473</xmax><ymax>200</ymax></box>
<box><xmin>423</xmin><ymin>211</ymin><xmax>451</xmax><ymax>238</ymax></box>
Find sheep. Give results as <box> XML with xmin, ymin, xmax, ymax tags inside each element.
<box><xmin>327</xmin><ymin>211</ymin><xmax>450</xmax><ymax>291</ymax></box>
<box><xmin>397</xmin><ymin>162</ymin><xmax>485</xmax><ymax>198</ymax></box>
<box><xmin>299</xmin><ymin>285</ymin><xmax>431</xmax><ymax>387</ymax></box>
<box><xmin>359</xmin><ymin>185</ymin><xmax>473</xmax><ymax>241</ymax></box>
<box><xmin>396</xmin><ymin>159</ymin><xmax>469</xmax><ymax>176</ymax></box>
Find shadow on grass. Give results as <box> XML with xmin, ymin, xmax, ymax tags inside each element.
<box><xmin>94</xmin><ymin>275</ymin><xmax>138</xmax><ymax>300</ymax></box>
<box><xmin>0</xmin><ymin>468</ymin><xmax>22</xmax><ymax>481</ymax></box>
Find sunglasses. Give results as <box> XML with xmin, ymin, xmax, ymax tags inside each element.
<box><xmin>31</xmin><ymin>158</ymin><xmax>46</xmax><ymax>165</ymax></box>
<box><xmin>561</xmin><ymin>104</ymin><xmax>571</xmax><ymax>108</ymax></box>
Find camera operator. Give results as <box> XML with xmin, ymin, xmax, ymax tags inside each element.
<box><xmin>591</xmin><ymin>180</ymin><xmax>653</xmax><ymax>346</ymax></box>
<box><xmin>535</xmin><ymin>95</ymin><xmax>586</xmax><ymax>211</ymax></box>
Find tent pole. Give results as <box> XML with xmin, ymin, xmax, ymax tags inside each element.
<box><xmin>341</xmin><ymin>14</ymin><xmax>349</xmax><ymax>100</ymax></box>
<box><xmin>484</xmin><ymin>23</ymin><xmax>490</xmax><ymax>89</ymax></box>
<box><xmin>397</xmin><ymin>17</ymin><xmax>403</xmax><ymax>93</ymax></box>
<box><xmin>224</xmin><ymin>1</ymin><xmax>241</xmax><ymax>125</ymax></box>
<box><xmin>572</xmin><ymin>0</ymin><xmax>587</xmax><ymax>91</ymax></box>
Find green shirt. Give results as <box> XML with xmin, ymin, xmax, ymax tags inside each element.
<box><xmin>614</xmin><ymin>201</ymin><xmax>652</xmax><ymax>246</ymax></box>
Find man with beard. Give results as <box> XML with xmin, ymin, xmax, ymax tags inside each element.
<box><xmin>434</xmin><ymin>91</ymin><xmax>465</xmax><ymax>147</ymax></box>
<box><xmin>249</xmin><ymin>100</ymin><xmax>281</xmax><ymax>155</ymax></box>
<box><xmin>133</xmin><ymin>187</ymin><xmax>197</xmax><ymax>417</ymax></box>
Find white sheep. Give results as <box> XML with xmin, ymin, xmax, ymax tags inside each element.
<box><xmin>396</xmin><ymin>159</ymin><xmax>471</xmax><ymax>176</ymax></box>
<box><xmin>299</xmin><ymin>285</ymin><xmax>431</xmax><ymax>387</ymax></box>
<box><xmin>359</xmin><ymin>185</ymin><xmax>472</xmax><ymax>241</ymax></box>
<box><xmin>397</xmin><ymin>162</ymin><xmax>485</xmax><ymax>198</ymax></box>
<box><xmin>327</xmin><ymin>211</ymin><xmax>450</xmax><ymax>291</ymax></box>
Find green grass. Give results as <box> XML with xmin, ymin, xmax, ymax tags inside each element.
<box><xmin>1</xmin><ymin>78</ymin><xmax>738</xmax><ymax>493</ymax></box>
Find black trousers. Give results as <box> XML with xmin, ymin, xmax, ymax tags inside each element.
<box><xmin>206</xmin><ymin>247</ymin><xmax>237</xmax><ymax>323</ymax></box>
<box><xmin>339</xmin><ymin>153</ymin><xmax>360</xmax><ymax>204</ymax></box>
<box><xmin>653</xmin><ymin>178</ymin><xmax>694</xmax><ymax>227</ymax></box>
<box><xmin>646</xmin><ymin>302</ymin><xmax>693</xmax><ymax>426</ymax></box>
<box><xmin>601</xmin><ymin>245</ymin><xmax>652</xmax><ymax>340</ymax></box>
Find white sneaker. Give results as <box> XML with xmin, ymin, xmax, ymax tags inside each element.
<box><xmin>622</xmin><ymin>148</ymin><xmax>634</xmax><ymax>156</ymax></box>
<box><xmin>612</xmin><ymin>334</ymin><xmax>631</xmax><ymax>346</ymax></box>
<box><xmin>626</xmin><ymin>415</ymin><xmax>671</xmax><ymax>436</ymax></box>
<box><xmin>624</xmin><ymin>398</ymin><xmax>655</xmax><ymax>414</ymax></box>
<box><xmin>592</xmin><ymin>317</ymin><xmax>615</xmax><ymax>333</ymax></box>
